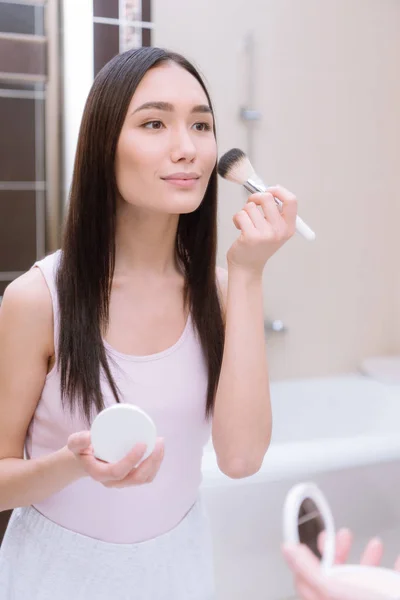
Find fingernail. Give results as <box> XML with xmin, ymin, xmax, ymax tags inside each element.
<box><xmin>371</xmin><ymin>537</ymin><xmax>382</xmax><ymax>545</ymax></box>
<box><xmin>337</xmin><ymin>527</ymin><xmax>352</xmax><ymax>537</ymax></box>
<box><xmin>135</xmin><ymin>443</ymin><xmax>147</xmax><ymax>454</ymax></box>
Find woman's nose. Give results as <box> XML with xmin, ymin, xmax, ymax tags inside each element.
<box><xmin>170</xmin><ymin>127</ymin><xmax>196</xmax><ymax>162</ymax></box>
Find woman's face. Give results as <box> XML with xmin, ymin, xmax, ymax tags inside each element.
<box><xmin>115</xmin><ymin>62</ymin><xmax>217</xmax><ymax>215</ymax></box>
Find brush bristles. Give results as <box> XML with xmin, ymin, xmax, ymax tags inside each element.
<box><xmin>217</xmin><ymin>148</ymin><xmax>255</xmax><ymax>185</ymax></box>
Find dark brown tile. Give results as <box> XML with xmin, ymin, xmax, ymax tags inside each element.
<box><xmin>94</xmin><ymin>23</ymin><xmax>119</xmax><ymax>76</ymax></box>
<box><xmin>0</xmin><ymin>190</ymin><xmax>38</xmax><ymax>272</ymax></box>
<box><xmin>0</xmin><ymin>4</ymin><xmax>44</xmax><ymax>35</ymax></box>
<box><xmin>0</xmin><ymin>38</ymin><xmax>47</xmax><ymax>77</ymax></box>
<box><xmin>0</xmin><ymin>97</ymin><xmax>39</xmax><ymax>181</ymax></box>
<box><xmin>142</xmin><ymin>28</ymin><xmax>151</xmax><ymax>47</ymax></box>
<box><xmin>93</xmin><ymin>0</ymin><xmax>119</xmax><ymax>19</ymax></box>
<box><xmin>142</xmin><ymin>0</ymin><xmax>151</xmax><ymax>23</ymax></box>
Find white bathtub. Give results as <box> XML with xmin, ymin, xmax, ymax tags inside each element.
<box><xmin>200</xmin><ymin>373</ymin><xmax>400</xmax><ymax>600</ymax></box>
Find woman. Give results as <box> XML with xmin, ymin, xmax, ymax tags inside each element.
<box><xmin>0</xmin><ymin>47</ymin><xmax>297</xmax><ymax>599</ymax></box>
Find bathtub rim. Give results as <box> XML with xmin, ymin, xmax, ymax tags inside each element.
<box><xmin>201</xmin><ymin>433</ymin><xmax>400</xmax><ymax>488</ymax></box>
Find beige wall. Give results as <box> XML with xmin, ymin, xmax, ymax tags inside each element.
<box><xmin>154</xmin><ymin>0</ymin><xmax>400</xmax><ymax>380</ymax></box>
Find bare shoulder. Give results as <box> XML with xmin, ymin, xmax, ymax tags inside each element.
<box><xmin>216</xmin><ymin>266</ymin><xmax>228</xmax><ymax>315</ymax></box>
<box><xmin>2</xmin><ymin>267</ymin><xmax>52</xmax><ymax>314</ymax></box>
<box><xmin>0</xmin><ymin>268</ymin><xmax>53</xmax><ymax>354</ymax></box>
<box><xmin>0</xmin><ymin>268</ymin><xmax>54</xmax><ymax>462</ymax></box>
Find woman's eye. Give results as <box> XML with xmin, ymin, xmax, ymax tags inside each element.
<box><xmin>143</xmin><ymin>120</ymin><xmax>164</xmax><ymax>130</ymax></box>
<box><xmin>193</xmin><ymin>122</ymin><xmax>212</xmax><ymax>132</ymax></box>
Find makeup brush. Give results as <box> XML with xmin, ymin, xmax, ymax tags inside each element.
<box><xmin>217</xmin><ymin>148</ymin><xmax>316</xmax><ymax>242</ymax></box>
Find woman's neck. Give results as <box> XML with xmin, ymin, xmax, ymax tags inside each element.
<box><xmin>114</xmin><ymin>202</ymin><xmax>180</xmax><ymax>277</ymax></box>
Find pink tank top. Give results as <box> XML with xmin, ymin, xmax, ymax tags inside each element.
<box><xmin>25</xmin><ymin>250</ymin><xmax>211</xmax><ymax>543</ymax></box>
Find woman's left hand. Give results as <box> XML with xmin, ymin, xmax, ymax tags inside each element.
<box><xmin>227</xmin><ymin>185</ymin><xmax>297</xmax><ymax>275</ymax></box>
<box><xmin>282</xmin><ymin>529</ymin><xmax>400</xmax><ymax>600</ymax></box>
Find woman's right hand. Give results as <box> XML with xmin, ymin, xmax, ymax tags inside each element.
<box><xmin>67</xmin><ymin>431</ymin><xmax>164</xmax><ymax>488</ymax></box>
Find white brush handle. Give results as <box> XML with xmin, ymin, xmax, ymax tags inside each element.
<box><xmin>245</xmin><ymin>179</ymin><xmax>316</xmax><ymax>242</ymax></box>
<box><xmin>294</xmin><ymin>215</ymin><xmax>316</xmax><ymax>241</ymax></box>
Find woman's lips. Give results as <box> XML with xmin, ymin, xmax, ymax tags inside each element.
<box><xmin>162</xmin><ymin>175</ymin><xmax>200</xmax><ymax>189</ymax></box>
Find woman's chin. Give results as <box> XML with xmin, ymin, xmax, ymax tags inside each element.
<box><xmin>163</xmin><ymin>194</ymin><xmax>204</xmax><ymax>215</ymax></box>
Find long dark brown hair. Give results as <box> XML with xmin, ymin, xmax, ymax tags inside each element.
<box><xmin>56</xmin><ymin>47</ymin><xmax>225</xmax><ymax>424</ymax></box>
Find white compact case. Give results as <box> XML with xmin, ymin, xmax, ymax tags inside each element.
<box><xmin>283</xmin><ymin>482</ymin><xmax>400</xmax><ymax>598</ymax></box>
<box><xmin>90</xmin><ymin>403</ymin><xmax>157</xmax><ymax>464</ymax></box>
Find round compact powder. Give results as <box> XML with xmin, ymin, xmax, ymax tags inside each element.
<box><xmin>91</xmin><ymin>403</ymin><xmax>157</xmax><ymax>464</ymax></box>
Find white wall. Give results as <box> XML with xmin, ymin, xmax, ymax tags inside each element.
<box><xmin>61</xmin><ymin>0</ymin><xmax>94</xmax><ymax>206</ymax></box>
<box><xmin>154</xmin><ymin>0</ymin><xmax>400</xmax><ymax>380</ymax></box>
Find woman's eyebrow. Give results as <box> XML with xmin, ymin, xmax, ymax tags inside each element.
<box><xmin>130</xmin><ymin>101</ymin><xmax>212</xmax><ymax>115</ymax></box>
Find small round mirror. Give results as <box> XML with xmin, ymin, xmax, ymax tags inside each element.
<box><xmin>283</xmin><ymin>483</ymin><xmax>336</xmax><ymax>570</ymax></box>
